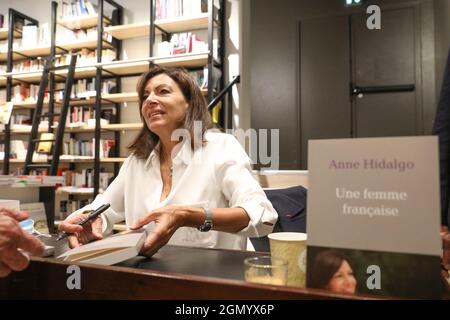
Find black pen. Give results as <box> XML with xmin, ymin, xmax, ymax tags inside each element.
<box><xmin>56</xmin><ymin>203</ymin><xmax>111</xmax><ymax>241</ymax></box>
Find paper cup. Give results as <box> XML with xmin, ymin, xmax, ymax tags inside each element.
<box><xmin>268</xmin><ymin>232</ymin><xmax>307</xmax><ymax>287</ymax></box>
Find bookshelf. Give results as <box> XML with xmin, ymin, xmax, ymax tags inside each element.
<box><xmin>0</xmin><ymin>0</ymin><xmax>226</xmax><ymax>226</ymax></box>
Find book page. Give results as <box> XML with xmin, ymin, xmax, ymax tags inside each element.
<box><xmin>58</xmin><ymin>228</ymin><xmax>147</xmax><ymax>259</ymax></box>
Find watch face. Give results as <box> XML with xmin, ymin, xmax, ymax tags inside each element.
<box><xmin>199</xmin><ymin>221</ymin><xmax>213</xmax><ymax>232</ymax></box>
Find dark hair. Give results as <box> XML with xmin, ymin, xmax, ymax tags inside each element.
<box><xmin>308</xmin><ymin>250</ymin><xmax>353</xmax><ymax>289</ymax></box>
<box><xmin>128</xmin><ymin>66</ymin><xmax>214</xmax><ymax>159</ymax></box>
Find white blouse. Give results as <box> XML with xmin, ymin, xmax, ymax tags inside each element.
<box><xmin>70</xmin><ymin>131</ymin><xmax>278</xmax><ymax>250</ymax></box>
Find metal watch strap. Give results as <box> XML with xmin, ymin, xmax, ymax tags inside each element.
<box><xmin>198</xmin><ymin>207</ymin><xmax>213</xmax><ymax>232</ymax></box>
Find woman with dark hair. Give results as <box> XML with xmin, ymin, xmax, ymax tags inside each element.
<box><xmin>308</xmin><ymin>250</ymin><xmax>357</xmax><ymax>295</ymax></box>
<box><xmin>59</xmin><ymin>66</ymin><xmax>277</xmax><ymax>256</ymax></box>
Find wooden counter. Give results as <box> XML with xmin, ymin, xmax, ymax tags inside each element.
<box><xmin>0</xmin><ymin>245</ymin><xmax>379</xmax><ymax>300</ymax></box>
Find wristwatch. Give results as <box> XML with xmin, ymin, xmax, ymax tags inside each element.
<box><xmin>198</xmin><ymin>207</ymin><xmax>213</xmax><ymax>232</ymax></box>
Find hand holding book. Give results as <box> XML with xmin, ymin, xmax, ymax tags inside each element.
<box><xmin>130</xmin><ymin>204</ymin><xmax>187</xmax><ymax>257</ymax></box>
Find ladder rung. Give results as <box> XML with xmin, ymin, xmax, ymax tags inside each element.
<box><xmin>40</xmin><ymin>113</ymin><xmax>61</xmax><ymax>117</ymax></box>
<box><xmin>25</xmin><ymin>164</ymin><xmax>51</xmax><ymax>168</ymax></box>
<box><xmin>52</xmin><ymin>64</ymin><xmax>71</xmax><ymax>71</ymax></box>
<box><xmin>45</xmin><ymin>89</ymin><xmax>65</xmax><ymax>93</ymax></box>
<box><xmin>32</xmin><ymin>139</ymin><xmax>55</xmax><ymax>143</ymax></box>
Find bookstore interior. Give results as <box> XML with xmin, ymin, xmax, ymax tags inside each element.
<box><xmin>0</xmin><ymin>0</ymin><xmax>449</xmax><ymax>302</ymax></box>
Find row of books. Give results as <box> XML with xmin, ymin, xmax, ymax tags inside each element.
<box><xmin>55</xmin><ymin>48</ymin><xmax>116</xmax><ymax>67</ymax></box>
<box><xmin>62</xmin><ymin>138</ymin><xmax>115</xmax><ymax>158</ymax></box>
<box><xmin>157</xmin><ymin>32</ymin><xmax>208</xmax><ymax>57</ymax></box>
<box><xmin>59</xmin><ymin>0</ymin><xmax>99</xmax><ymax>20</ymax></box>
<box><xmin>61</xmin><ymin>168</ymin><xmax>113</xmax><ymax>189</ymax></box>
<box><xmin>54</xmin><ymin>78</ymin><xmax>116</xmax><ymax>101</ymax></box>
<box><xmin>21</xmin><ymin>24</ymin><xmax>51</xmax><ymax>48</ymax></box>
<box><xmin>0</xmin><ymin>48</ymin><xmax>116</xmax><ymax>75</ymax></box>
<box><xmin>189</xmin><ymin>68</ymin><xmax>207</xmax><ymax>88</ymax></box>
<box><xmin>0</xmin><ymin>39</ymin><xmax>20</xmax><ymax>56</ymax></box>
<box><xmin>0</xmin><ymin>27</ymin><xmax>111</xmax><ymax>57</ymax></box>
<box><xmin>1</xmin><ymin>77</ymin><xmax>115</xmax><ymax>103</ymax></box>
<box><xmin>0</xmin><ymin>137</ymin><xmax>115</xmax><ymax>160</ymax></box>
<box><xmin>155</xmin><ymin>0</ymin><xmax>207</xmax><ymax>20</ymax></box>
<box><xmin>67</xmin><ymin>106</ymin><xmax>116</xmax><ymax>126</ymax></box>
<box><xmin>59</xmin><ymin>199</ymin><xmax>92</xmax><ymax>220</ymax></box>
<box><xmin>8</xmin><ymin>108</ymin><xmax>115</xmax><ymax>129</ymax></box>
<box><xmin>11</xmin><ymin>83</ymin><xmax>48</xmax><ymax>104</ymax></box>
<box><xmin>0</xmin><ymin>174</ymin><xmax>64</xmax><ymax>187</ymax></box>
<box><xmin>57</xmin><ymin>26</ymin><xmax>113</xmax><ymax>44</ymax></box>
<box><xmin>8</xmin><ymin>57</ymin><xmax>46</xmax><ymax>74</ymax></box>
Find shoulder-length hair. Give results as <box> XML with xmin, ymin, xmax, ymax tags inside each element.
<box><xmin>128</xmin><ymin>66</ymin><xmax>214</xmax><ymax>159</ymax></box>
<box><xmin>308</xmin><ymin>250</ymin><xmax>353</xmax><ymax>289</ymax></box>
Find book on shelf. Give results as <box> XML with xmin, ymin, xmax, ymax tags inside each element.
<box><xmin>21</xmin><ymin>25</ymin><xmax>38</xmax><ymax>48</ymax></box>
<box><xmin>59</xmin><ymin>0</ymin><xmax>98</xmax><ymax>20</ymax></box>
<box><xmin>0</xmin><ymin>175</ymin><xmax>15</xmax><ymax>186</ymax></box>
<box><xmin>157</xmin><ymin>32</ymin><xmax>208</xmax><ymax>57</ymax></box>
<box><xmin>57</xmin><ymin>228</ymin><xmax>147</xmax><ymax>265</ymax></box>
<box><xmin>201</xmin><ymin>66</ymin><xmax>222</xmax><ymax>91</ymax></box>
<box><xmin>59</xmin><ymin>199</ymin><xmax>92</xmax><ymax>220</ymax></box>
<box><xmin>59</xmin><ymin>167</ymin><xmax>112</xmax><ymax>190</ymax></box>
<box><xmin>156</xmin><ymin>0</ymin><xmax>207</xmax><ymax>20</ymax></box>
<box><xmin>62</xmin><ymin>138</ymin><xmax>115</xmax><ymax>159</ymax></box>
<box><xmin>10</xmin><ymin>140</ymin><xmax>27</xmax><ymax>159</ymax></box>
<box><xmin>0</xmin><ymin>102</ymin><xmax>13</xmax><ymax>130</ymax></box>
<box><xmin>37</xmin><ymin>132</ymin><xmax>54</xmax><ymax>154</ymax></box>
<box><xmin>57</xmin><ymin>26</ymin><xmax>112</xmax><ymax>44</ymax></box>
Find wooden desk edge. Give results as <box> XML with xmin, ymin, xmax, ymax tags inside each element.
<box><xmin>0</xmin><ymin>256</ymin><xmax>380</xmax><ymax>300</ymax></box>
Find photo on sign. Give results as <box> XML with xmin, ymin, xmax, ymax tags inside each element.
<box><xmin>306</xmin><ymin>246</ymin><xmax>442</xmax><ymax>299</ymax></box>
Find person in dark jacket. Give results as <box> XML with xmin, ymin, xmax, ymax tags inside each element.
<box><xmin>432</xmin><ymin>47</ymin><xmax>450</xmax><ymax>275</ymax></box>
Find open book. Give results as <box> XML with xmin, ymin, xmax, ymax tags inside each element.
<box><xmin>57</xmin><ymin>228</ymin><xmax>147</xmax><ymax>265</ymax></box>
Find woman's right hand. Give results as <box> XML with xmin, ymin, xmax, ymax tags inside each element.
<box><xmin>58</xmin><ymin>211</ymin><xmax>103</xmax><ymax>248</ymax></box>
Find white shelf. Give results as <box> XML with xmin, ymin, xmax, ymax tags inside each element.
<box><xmin>67</xmin><ymin>92</ymin><xmax>139</xmax><ymax>106</ymax></box>
<box><xmin>104</xmin><ymin>22</ymin><xmax>150</xmax><ymax>40</ymax></box>
<box><xmin>0</xmin><ymin>53</ymin><xmax>209</xmax><ymax>85</ymax></box>
<box><xmin>58</xmin><ymin>15</ymin><xmax>111</xmax><ymax>30</ymax></box>
<box><xmin>11</xmin><ymin>100</ymin><xmax>50</xmax><ymax>109</ymax></box>
<box><xmin>0</xmin><ymin>27</ymin><xmax>22</xmax><ymax>40</ymax></box>
<box><xmin>56</xmin><ymin>186</ymin><xmax>94</xmax><ymax>195</ymax></box>
<box><xmin>0</xmin><ymin>39</ymin><xmax>111</xmax><ymax>62</ymax></box>
<box><xmin>1</xmin><ymin>123</ymin><xmax>143</xmax><ymax>135</ymax></box>
<box><xmin>104</xmin><ymin>13</ymin><xmax>210</xmax><ymax>40</ymax></box>
<box><xmin>58</xmin><ymin>38</ymin><xmax>113</xmax><ymax>51</ymax></box>
<box><xmin>65</xmin><ymin>122</ymin><xmax>143</xmax><ymax>133</ymax></box>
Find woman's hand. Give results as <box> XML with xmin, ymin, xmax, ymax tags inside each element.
<box><xmin>58</xmin><ymin>211</ymin><xmax>103</xmax><ymax>248</ymax></box>
<box><xmin>130</xmin><ymin>205</ymin><xmax>186</xmax><ymax>257</ymax></box>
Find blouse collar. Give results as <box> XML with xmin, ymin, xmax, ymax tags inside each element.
<box><xmin>144</xmin><ymin>139</ymin><xmax>193</xmax><ymax>169</ymax></box>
